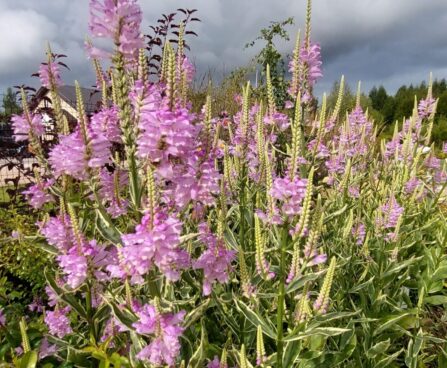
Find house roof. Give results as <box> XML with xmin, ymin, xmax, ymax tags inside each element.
<box><xmin>32</xmin><ymin>85</ymin><xmax>102</xmax><ymax>115</ymax></box>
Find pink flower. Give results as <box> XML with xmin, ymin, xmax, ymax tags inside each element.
<box><xmin>134</xmin><ymin>304</ymin><xmax>185</xmax><ymax>367</ymax></box>
<box><xmin>38</xmin><ymin>62</ymin><xmax>63</xmax><ymax>88</ymax></box>
<box><xmin>11</xmin><ymin>113</ymin><xmax>45</xmax><ymax>141</ymax></box>
<box><xmin>109</xmin><ymin>211</ymin><xmax>190</xmax><ymax>283</ymax></box>
<box><xmin>45</xmin><ymin>307</ymin><xmax>72</xmax><ymax>338</ymax></box>
<box><xmin>22</xmin><ymin>179</ymin><xmax>54</xmax><ymax>209</ymax></box>
<box><xmin>89</xmin><ymin>0</ymin><xmax>144</xmax><ymax>61</ymax></box>
<box><xmin>193</xmin><ymin>224</ymin><xmax>236</xmax><ymax>295</ymax></box>
<box><xmin>49</xmin><ymin>128</ymin><xmax>111</xmax><ymax>180</ymax></box>
<box><xmin>90</xmin><ymin>105</ymin><xmax>122</xmax><ymax>143</ymax></box>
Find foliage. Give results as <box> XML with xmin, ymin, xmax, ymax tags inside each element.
<box><xmin>245</xmin><ymin>17</ymin><xmax>294</xmax><ymax>107</ymax></box>
<box><xmin>0</xmin><ymin>0</ymin><xmax>447</xmax><ymax>367</ymax></box>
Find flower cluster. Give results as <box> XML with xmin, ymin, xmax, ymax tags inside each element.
<box><xmin>108</xmin><ymin>211</ymin><xmax>189</xmax><ymax>283</ymax></box>
<box><xmin>193</xmin><ymin>223</ymin><xmax>236</xmax><ymax>295</ymax></box>
<box><xmin>89</xmin><ymin>0</ymin><xmax>144</xmax><ymax>60</ymax></box>
<box><xmin>11</xmin><ymin>113</ymin><xmax>45</xmax><ymax>141</ymax></box>
<box><xmin>133</xmin><ymin>303</ymin><xmax>185</xmax><ymax>367</ymax></box>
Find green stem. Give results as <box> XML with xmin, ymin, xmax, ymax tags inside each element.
<box><xmin>276</xmin><ymin>225</ymin><xmax>288</xmax><ymax>368</ymax></box>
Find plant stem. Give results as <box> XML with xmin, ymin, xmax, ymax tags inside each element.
<box><xmin>276</xmin><ymin>224</ymin><xmax>288</xmax><ymax>368</ymax></box>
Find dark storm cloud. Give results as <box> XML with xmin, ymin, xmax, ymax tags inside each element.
<box><xmin>1</xmin><ymin>0</ymin><xmax>446</xmax><ymax>99</ymax></box>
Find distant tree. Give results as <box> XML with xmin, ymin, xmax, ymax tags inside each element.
<box><xmin>369</xmin><ymin>85</ymin><xmax>388</xmax><ymax>111</ymax></box>
<box><xmin>2</xmin><ymin>88</ymin><xmax>21</xmax><ymax>116</ymax></box>
<box><xmin>245</xmin><ymin>17</ymin><xmax>294</xmax><ymax>107</ymax></box>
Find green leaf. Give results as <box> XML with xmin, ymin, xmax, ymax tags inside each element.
<box><xmin>31</xmin><ymin>238</ymin><xmax>58</xmax><ymax>255</ymax></box>
<box><xmin>19</xmin><ymin>351</ymin><xmax>38</xmax><ymax>368</ymax></box>
<box><xmin>44</xmin><ymin>268</ymin><xmax>87</xmax><ymax>319</ymax></box>
<box><xmin>235</xmin><ymin>299</ymin><xmax>276</xmax><ymax>339</ymax></box>
<box><xmin>184</xmin><ymin>299</ymin><xmax>211</xmax><ymax>329</ymax></box>
<box><xmin>105</xmin><ymin>299</ymin><xmax>137</xmax><ymax>330</ymax></box>
<box><xmin>284</xmin><ymin>327</ymin><xmax>351</xmax><ymax>342</ymax></box>
<box><xmin>366</xmin><ymin>339</ymin><xmax>390</xmax><ymax>359</ymax></box>
<box><xmin>374</xmin><ymin>312</ymin><xmax>414</xmax><ymax>336</ymax></box>
<box><xmin>373</xmin><ymin>349</ymin><xmax>403</xmax><ymax>368</ymax></box>
<box><xmin>425</xmin><ymin>295</ymin><xmax>447</xmax><ymax>305</ymax></box>
<box><xmin>286</xmin><ymin>270</ymin><xmax>326</xmax><ymax>294</ymax></box>
<box><xmin>381</xmin><ymin>257</ymin><xmax>423</xmax><ymax>279</ymax></box>
<box><xmin>283</xmin><ymin>340</ymin><xmax>301</xmax><ymax>367</ymax></box>
<box><xmin>67</xmin><ymin>347</ymin><xmax>93</xmax><ymax>367</ymax></box>
<box><xmin>188</xmin><ymin>319</ymin><xmax>208</xmax><ymax>368</ymax></box>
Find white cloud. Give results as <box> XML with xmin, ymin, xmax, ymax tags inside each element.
<box><xmin>0</xmin><ymin>9</ymin><xmax>56</xmax><ymax>74</ymax></box>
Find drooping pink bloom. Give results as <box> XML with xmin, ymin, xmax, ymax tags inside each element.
<box><xmin>11</xmin><ymin>113</ymin><xmax>45</xmax><ymax>141</ymax></box>
<box><xmin>49</xmin><ymin>128</ymin><xmax>111</xmax><ymax>180</ymax></box>
<box><xmin>89</xmin><ymin>0</ymin><xmax>144</xmax><ymax>61</ymax></box>
<box><xmin>134</xmin><ymin>304</ymin><xmax>185</xmax><ymax>367</ymax></box>
<box><xmin>38</xmin><ymin>62</ymin><xmax>63</xmax><ymax>88</ymax></box>
<box><xmin>39</xmin><ymin>338</ymin><xmax>57</xmax><ymax>359</ymax></box>
<box><xmin>418</xmin><ymin>97</ymin><xmax>436</xmax><ymax>119</ymax></box>
<box><xmin>352</xmin><ymin>223</ymin><xmax>366</xmax><ymax>245</ymax></box>
<box><xmin>57</xmin><ymin>248</ymin><xmax>88</xmax><ymax>289</ymax></box>
<box><xmin>44</xmin><ymin>307</ymin><xmax>72</xmax><ymax>338</ymax></box>
<box><xmin>207</xmin><ymin>356</ymin><xmax>221</xmax><ymax>368</ymax></box>
<box><xmin>172</xmin><ymin>156</ymin><xmax>221</xmax><ymax>208</ymax></box>
<box><xmin>39</xmin><ymin>215</ymin><xmax>75</xmax><ymax>252</ymax></box>
<box><xmin>270</xmin><ymin>176</ymin><xmax>308</xmax><ymax>217</ymax></box>
<box><xmin>109</xmin><ymin>211</ymin><xmax>189</xmax><ymax>283</ymax></box>
<box><xmin>193</xmin><ymin>223</ymin><xmax>236</xmax><ymax>296</ymax></box>
<box><xmin>90</xmin><ymin>105</ymin><xmax>122</xmax><ymax>143</ymax></box>
<box><xmin>300</xmin><ymin>43</ymin><xmax>323</xmax><ymax>86</ymax></box>
<box><xmin>181</xmin><ymin>56</ymin><xmax>195</xmax><ymax>84</ymax></box>
<box><xmin>22</xmin><ymin>179</ymin><xmax>55</xmax><ymax>209</ymax></box>
<box><xmin>376</xmin><ymin>196</ymin><xmax>404</xmax><ymax>242</ymax></box>
<box><xmin>136</xmin><ymin>89</ymin><xmax>199</xmax><ymax>179</ymax></box>
<box><xmin>98</xmin><ymin>168</ymin><xmax>129</xmax><ymax>218</ymax></box>
<box><xmin>0</xmin><ymin>308</ymin><xmax>5</xmax><ymax>327</ymax></box>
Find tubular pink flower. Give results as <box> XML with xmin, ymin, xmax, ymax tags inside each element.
<box><xmin>134</xmin><ymin>304</ymin><xmax>185</xmax><ymax>367</ymax></box>
<box><xmin>109</xmin><ymin>211</ymin><xmax>189</xmax><ymax>283</ymax></box>
<box><xmin>44</xmin><ymin>307</ymin><xmax>72</xmax><ymax>338</ymax></box>
<box><xmin>38</xmin><ymin>62</ymin><xmax>63</xmax><ymax>88</ymax></box>
<box><xmin>193</xmin><ymin>223</ymin><xmax>236</xmax><ymax>296</ymax></box>
<box><xmin>11</xmin><ymin>113</ymin><xmax>45</xmax><ymax>141</ymax></box>
<box><xmin>90</xmin><ymin>105</ymin><xmax>122</xmax><ymax>143</ymax></box>
<box><xmin>49</xmin><ymin>127</ymin><xmax>111</xmax><ymax>180</ymax></box>
<box><xmin>23</xmin><ymin>179</ymin><xmax>55</xmax><ymax>209</ymax></box>
<box><xmin>88</xmin><ymin>0</ymin><xmax>144</xmax><ymax>60</ymax></box>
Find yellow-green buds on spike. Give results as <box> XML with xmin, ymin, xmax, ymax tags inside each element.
<box><xmin>342</xmin><ymin>209</ymin><xmax>354</xmax><ymax>240</ymax></box>
<box><xmin>125</xmin><ymin>278</ymin><xmax>133</xmax><ymax>308</ymax></box>
<box><xmin>305</xmin><ymin>0</ymin><xmax>312</xmax><ymax>50</ymax></box>
<box><xmin>239</xmin><ymin>249</ymin><xmax>253</xmax><ymax>298</ymax></box>
<box><xmin>295</xmin><ymin>284</ymin><xmax>311</xmax><ymax>323</ymax></box>
<box><xmin>313</xmin><ymin>257</ymin><xmax>337</xmax><ymax>314</ymax></box>
<box><xmin>147</xmin><ymin>164</ymin><xmax>156</xmax><ymax>228</ymax></box>
<box><xmin>19</xmin><ymin>317</ymin><xmax>30</xmax><ymax>353</ymax></box>
<box><xmin>240</xmin><ymin>344</ymin><xmax>249</xmax><ymax>368</ymax></box>
<box><xmin>290</xmin><ymin>30</ymin><xmax>302</xmax><ymax>98</ymax></box>
<box><xmin>138</xmin><ymin>48</ymin><xmax>148</xmax><ymax>84</ymax></box>
<box><xmin>264</xmin><ymin>148</ymin><xmax>275</xmax><ymax>220</ymax></box>
<box><xmin>220</xmin><ymin>347</ymin><xmax>228</xmax><ymax>367</ymax></box>
<box><xmin>266</xmin><ymin>64</ymin><xmax>275</xmax><ymax>116</ymax></box>
<box><xmin>355</xmin><ymin>81</ymin><xmax>362</xmax><ymax>108</ymax></box>
<box><xmin>75</xmin><ymin>81</ymin><xmax>89</xmax><ymax>145</ymax></box>
<box><xmin>293</xmin><ymin>167</ymin><xmax>314</xmax><ymax>238</ymax></box>
<box><xmin>67</xmin><ymin>203</ymin><xmax>83</xmax><ymax>252</ymax></box>
<box><xmin>331</xmin><ymin>75</ymin><xmax>345</xmax><ymax>121</ymax></box>
<box><xmin>289</xmin><ymin>93</ymin><xmax>303</xmax><ymax>180</ymax></box>
<box><xmin>165</xmin><ymin>42</ymin><xmax>176</xmax><ymax>109</ymax></box>
<box><xmin>256</xmin><ymin>325</ymin><xmax>267</xmax><ymax>366</ymax></box>
<box><xmin>176</xmin><ymin>22</ymin><xmax>185</xmax><ymax>83</ymax></box>
<box><xmin>255</xmin><ymin>213</ymin><xmax>274</xmax><ymax>280</ymax></box>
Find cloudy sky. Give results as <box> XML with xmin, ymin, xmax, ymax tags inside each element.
<box><xmin>1</xmin><ymin>0</ymin><xmax>446</xmax><ymax>99</ymax></box>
